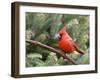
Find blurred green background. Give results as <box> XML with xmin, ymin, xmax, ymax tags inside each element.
<box><xmin>25</xmin><ymin>12</ymin><xmax>90</xmax><ymax>67</ymax></box>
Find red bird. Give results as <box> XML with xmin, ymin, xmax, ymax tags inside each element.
<box><xmin>55</xmin><ymin>27</ymin><xmax>85</xmax><ymax>55</ymax></box>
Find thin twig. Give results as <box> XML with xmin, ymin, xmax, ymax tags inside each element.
<box><xmin>26</xmin><ymin>39</ymin><xmax>77</xmax><ymax>65</ymax></box>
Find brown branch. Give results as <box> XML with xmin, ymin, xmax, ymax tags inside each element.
<box><xmin>26</xmin><ymin>39</ymin><xmax>77</xmax><ymax>65</ymax></box>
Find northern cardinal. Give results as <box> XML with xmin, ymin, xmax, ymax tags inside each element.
<box><xmin>55</xmin><ymin>26</ymin><xmax>85</xmax><ymax>55</ymax></box>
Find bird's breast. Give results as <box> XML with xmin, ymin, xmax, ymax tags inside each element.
<box><xmin>58</xmin><ymin>37</ymin><xmax>75</xmax><ymax>53</ymax></box>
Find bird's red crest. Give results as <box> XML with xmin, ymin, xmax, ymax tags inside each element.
<box><xmin>58</xmin><ymin>27</ymin><xmax>67</xmax><ymax>35</ymax></box>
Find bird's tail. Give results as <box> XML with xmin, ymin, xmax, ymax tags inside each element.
<box><xmin>75</xmin><ymin>47</ymin><xmax>85</xmax><ymax>55</ymax></box>
<box><xmin>71</xmin><ymin>39</ymin><xmax>85</xmax><ymax>55</ymax></box>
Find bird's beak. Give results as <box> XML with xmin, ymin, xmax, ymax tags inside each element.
<box><xmin>54</xmin><ymin>34</ymin><xmax>61</xmax><ymax>40</ymax></box>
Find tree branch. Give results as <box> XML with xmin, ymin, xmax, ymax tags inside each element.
<box><xmin>26</xmin><ymin>39</ymin><xmax>77</xmax><ymax>65</ymax></box>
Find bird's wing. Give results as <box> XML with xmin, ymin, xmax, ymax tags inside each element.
<box><xmin>70</xmin><ymin>40</ymin><xmax>85</xmax><ymax>55</ymax></box>
<box><xmin>70</xmin><ymin>39</ymin><xmax>78</xmax><ymax>49</ymax></box>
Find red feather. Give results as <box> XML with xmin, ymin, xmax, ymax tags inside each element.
<box><xmin>58</xmin><ymin>27</ymin><xmax>84</xmax><ymax>54</ymax></box>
